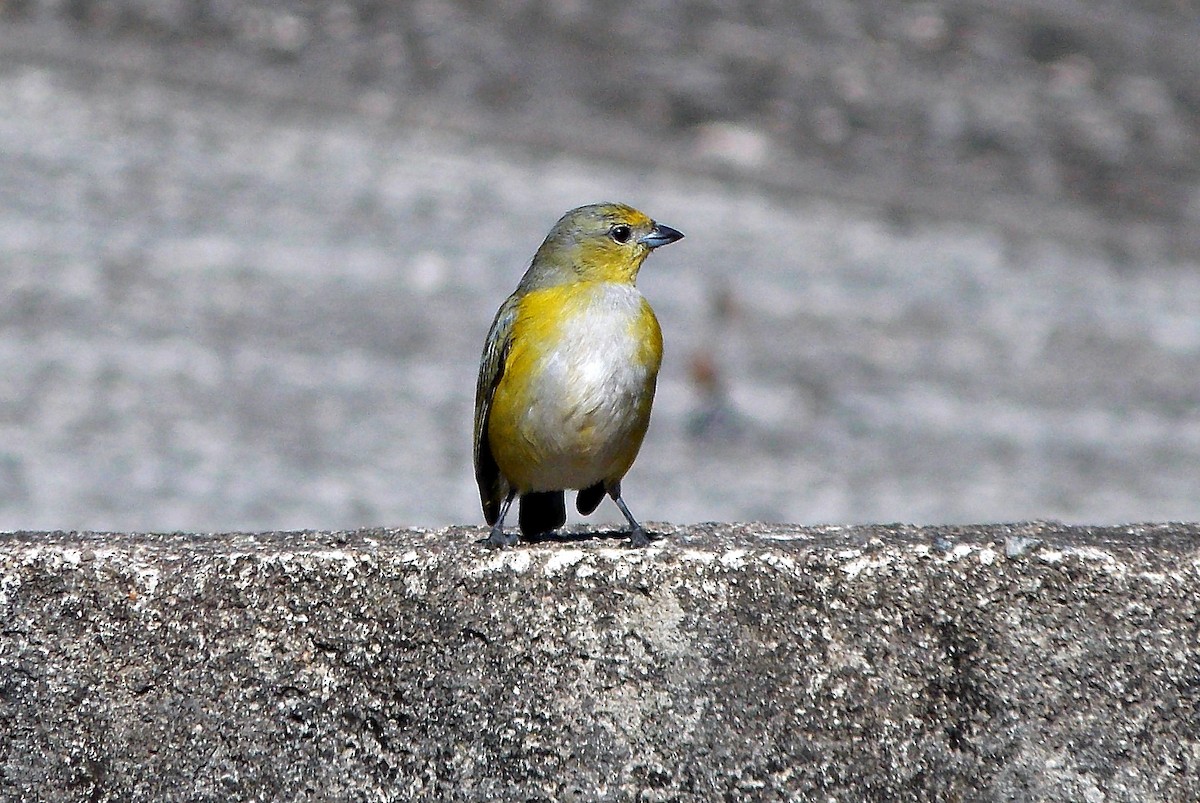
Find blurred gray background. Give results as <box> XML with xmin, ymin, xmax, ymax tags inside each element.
<box><xmin>2</xmin><ymin>1</ymin><xmax>1199</xmax><ymax>533</ymax></box>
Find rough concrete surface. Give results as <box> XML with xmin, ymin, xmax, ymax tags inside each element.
<box><xmin>2</xmin><ymin>524</ymin><xmax>1198</xmax><ymax>801</ymax></box>
<box><xmin>1</xmin><ymin>3</ymin><xmax>1200</xmax><ymax>533</ymax></box>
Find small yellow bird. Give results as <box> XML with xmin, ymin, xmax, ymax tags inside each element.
<box><xmin>473</xmin><ymin>203</ymin><xmax>684</xmax><ymax>548</ymax></box>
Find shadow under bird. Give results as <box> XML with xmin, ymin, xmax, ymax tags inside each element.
<box><xmin>473</xmin><ymin>202</ymin><xmax>684</xmax><ymax>548</ymax></box>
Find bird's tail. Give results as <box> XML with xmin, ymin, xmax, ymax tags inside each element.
<box><xmin>519</xmin><ymin>491</ymin><xmax>566</xmax><ymax>536</ymax></box>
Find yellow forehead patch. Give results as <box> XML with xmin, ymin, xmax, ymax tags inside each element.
<box><xmin>599</xmin><ymin>203</ymin><xmax>653</xmax><ymax>229</ymax></box>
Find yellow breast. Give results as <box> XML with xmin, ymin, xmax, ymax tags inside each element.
<box><xmin>487</xmin><ymin>282</ymin><xmax>662</xmax><ymax>492</ymax></box>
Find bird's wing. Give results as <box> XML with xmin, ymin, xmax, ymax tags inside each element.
<box><xmin>474</xmin><ymin>294</ymin><xmax>520</xmax><ymax>523</ymax></box>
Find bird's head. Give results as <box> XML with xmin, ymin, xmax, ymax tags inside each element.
<box><xmin>524</xmin><ymin>202</ymin><xmax>684</xmax><ymax>286</ymax></box>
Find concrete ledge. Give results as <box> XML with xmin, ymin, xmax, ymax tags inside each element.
<box><xmin>2</xmin><ymin>523</ymin><xmax>1198</xmax><ymax>801</ymax></box>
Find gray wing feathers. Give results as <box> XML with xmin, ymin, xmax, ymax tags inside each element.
<box><xmin>473</xmin><ymin>296</ymin><xmax>520</xmax><ymax>522</ymax></box>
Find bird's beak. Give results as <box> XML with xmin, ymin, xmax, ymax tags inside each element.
<box><xmin>639</xmin><ymin>223</ymin><xmax>684</xmax><ymax>249</ymax></box>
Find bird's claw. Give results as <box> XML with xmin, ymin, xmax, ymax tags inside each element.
<box><xmin>484</xmin><ymin>529</ymin><xmax>518</xmax><ymax>549</ymax></box>
<box><xmin>627</xmin><ymin>527</ymin><xmax>650</xmax><ymax>548</ymax></box>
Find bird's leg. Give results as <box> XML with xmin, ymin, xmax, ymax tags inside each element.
<box><xmin>608</xmin><ymin>485</ymin><xmax>650</xmax><ymax>548</ymax></box>
<box><xmin>486</xmin><ymin>490</ymin><xmax>519</xmax><ymax>548</ymax></box>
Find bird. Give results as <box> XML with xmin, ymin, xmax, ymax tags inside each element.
<box><xmin>473</xmin><ymin>202</ymin><xmax>684</xmax><ymax>548</ymax></box>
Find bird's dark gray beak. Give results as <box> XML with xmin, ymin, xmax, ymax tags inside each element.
<box><xmin>639</xmin><ymin>223</ymin><xmax>684</xmax><ymax>249</ymax></box>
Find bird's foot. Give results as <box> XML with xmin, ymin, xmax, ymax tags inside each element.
<box><xmin>484</xmin><ymin>528</ymin><xmax>518</xmax><ymax>549</ymax></box>
<box><xmin>627</xmin><ymin>526</ymin><xmax>650</xmax><ymax>548</ymax></box>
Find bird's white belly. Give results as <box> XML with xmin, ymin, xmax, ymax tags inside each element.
<box><xmin>519</xmin><ymin>287</ymin><xmax>658</xmax><ymax>490</ymax></box>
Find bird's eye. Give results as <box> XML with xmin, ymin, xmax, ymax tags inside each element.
<box><xmin>610</xmin><ymin>224</ymin><xmax>632</xmax><ymax>244</ymax></box>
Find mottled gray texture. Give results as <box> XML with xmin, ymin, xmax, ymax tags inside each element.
<box><xmin>2</xmin><ymin>524</ymin><xmax>1198</xmax><ymax>801</ymax></box>
<box><xmin>6</xmin><ymin>0</ymin><xmax>1199</xmax><ymax>254</ymax></box>
<box><xmin>2</xmin><ymin>4</ymin><xmax>1200</xmax><ymax>534</ymax></box>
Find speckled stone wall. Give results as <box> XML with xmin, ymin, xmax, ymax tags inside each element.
<box><xmin>2</xmin><ymin>524</ymin><xmax>1198</xmax><ymax>800</ymax></box>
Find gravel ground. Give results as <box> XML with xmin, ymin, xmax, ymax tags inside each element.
<box><xmin>1</xmin><ymin>4</ymin><xmax>1199</xmax><ymax>532</ymax></box>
